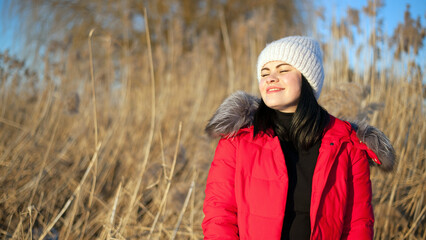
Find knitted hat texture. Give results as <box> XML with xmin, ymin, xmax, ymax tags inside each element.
<box><xmin>257</xmin><ymin>36</ymin><xmax>324</xmax><ymax>99</ymax></box>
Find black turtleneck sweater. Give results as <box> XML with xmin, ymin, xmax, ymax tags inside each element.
<box><xmin>273</xmin><ymin>111</ymin><xmax>322</xmax><ymax>240</ymax></box>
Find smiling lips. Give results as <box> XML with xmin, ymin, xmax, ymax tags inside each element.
<box><xmin>266</xmin><ymin>86</ymin><xmax>284</xmax><ymax>93</ymax></box>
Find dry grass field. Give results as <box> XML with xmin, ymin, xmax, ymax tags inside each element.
<box><xmin>0</xmin><ymin>1</ymin><xmax>424</xmax><ymax>239</ymax></box>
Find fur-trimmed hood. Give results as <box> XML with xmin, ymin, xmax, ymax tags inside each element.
<box><xmin>206</xmin><ymin>91</ymin><xmax>396</xmax><ymax>172</ymax></box>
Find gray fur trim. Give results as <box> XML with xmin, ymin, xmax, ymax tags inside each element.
<box><xmin>205</xmin><ymin>91</ymin><xmax>260</xmax><ymax>138</ymax></box>
<box><xmin>350</xmin><ymin>122</ymin><xmax>396</xmax><ymax>172</ymax></box>
<box><xmin>206</xmin><ymin>91</ymin><xmax>396</xmax><ymax>172</ymax></box>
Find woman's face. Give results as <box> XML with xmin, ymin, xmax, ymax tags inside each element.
<box><xmin>259</xmin><ymin>61</ymin><xmax>302</xmax><ymax>113</ymax></box>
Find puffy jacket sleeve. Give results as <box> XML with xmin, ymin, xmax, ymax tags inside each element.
<box><xmin>202</xmin><ymin>138</ymin><xmax>239</xmax><ymax>239</ymax></box>
<box><xmin>341</xmin><ymin>146</ymin><xmax>374</xmax><ymax>240</ymax></box>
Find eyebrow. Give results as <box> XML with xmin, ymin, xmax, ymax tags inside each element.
<box><xmin>261</xmin><ymin>63</ymin><xmax>290</xmax><ymax>71</ymax></box>
<box><xmin>276</xmin><ymin>63</ymin><xmax>290</xmax><ymax>68</ymax></box>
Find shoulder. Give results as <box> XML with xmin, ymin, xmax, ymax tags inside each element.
<box><xmin>325</xmin><ymin>115</ymin><xmax>370</xmax><ymax>150</ymax></box>
<box><xmin>323</xmin><ymin>115</ymin><xmax>355</xmax><ymax>140</ymax></box>
<box><xmin>205</xmin><ymin>91</ymin><xmax>260</xmax><ymax>138</ymax></box>
<box><xmin>216</xmin><ymin>126</ymin><xmax>276</xmax><ymax>151</ymax></box>
<box><xmin>325</xmin><ymin>115</ymin><xmax>395</xmax><ymax>171</ymax></box>
<box><xmin>217</xmin><ymin>126</ymin><xmax>265</xmax><ymax>143</ymax></box>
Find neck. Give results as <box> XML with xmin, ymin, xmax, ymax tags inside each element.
<box><xmin>274</xmin><ymin>110</ymin><xmax>294</xmax><ymax>136</ymax></box>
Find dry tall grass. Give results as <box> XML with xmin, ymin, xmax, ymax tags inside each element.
<box><xmin>0</xmin><ymin>1</ymin><xmax>425</xmax><ymax>239</ymax></box>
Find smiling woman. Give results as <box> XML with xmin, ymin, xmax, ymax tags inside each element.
<box><xmin>202</xmin><ymin>36</ymin><xmax>396</xmax><ymax>239</ymax></box>
<box><xmin>259</xmin><ymin>61</ymin><xmax>302</xmax><ymax>113</ymax></box>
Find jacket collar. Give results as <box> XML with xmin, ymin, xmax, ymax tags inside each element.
<box><xmin>206</xmin><ymin>91</ymin><xmax>396</xmax><ymax>172</ymax></box>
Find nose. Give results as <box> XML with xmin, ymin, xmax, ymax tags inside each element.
<box><xmin>266</xmin><ymin>74</ymin><xmax>279</xmax><ymax>84</ymax></box>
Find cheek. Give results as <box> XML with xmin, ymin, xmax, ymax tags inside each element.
<box><xmin>258</xmin><ymin>81</ymin><xmax>266</xmax><ymax>92</ymax></box>
<box><xmin>286</xmin><ymin>75</ymin><xmax>302</xmax><ymax>91</ymax></box>
<box><xmin>291</xmin><ymin>83</ymin><xmax>302</xmax><ymax>98</ymax></box>
<box><xmin>293</xmin><ymin>80</ymin><xmax>302</xmax><ymax>91</ymax></box>
<box><xmin>258</xmin><ymin>83</ymin><xmax>268</xmax><ymax>101</ymax></box>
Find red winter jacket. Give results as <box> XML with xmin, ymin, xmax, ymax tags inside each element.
<box><xmin>203</xmin><ymin>116</ymin><xmax>376</xmax><ymax>239</ymax></box>
<box><xmin>202</xmin><ymin>92</ymin><xmax>395</xmax><ymax>240</ymax></box>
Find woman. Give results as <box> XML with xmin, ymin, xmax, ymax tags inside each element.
<box><xmin>202</xmin><ymin>36</ymin><xmax>395</xmax><ymax>239</ymax></box>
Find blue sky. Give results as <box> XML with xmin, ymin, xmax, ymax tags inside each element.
<box><xmin>0</xmin><ymin>0</ymin><xmax>425</xmax><ymax>62</ymax></box>
<box><xmin>314</xmin><ymin>0</ymin><xmax>425</xmax><ymax>82</ymax></box>
<box><xmin>319</xmin><ymin>0</ymin><xmax>425</xmax><ymax>34</ymax></box>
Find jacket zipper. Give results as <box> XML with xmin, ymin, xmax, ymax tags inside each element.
<box><xmin>310</xmin><ymin>138</ymin><xmax>348</xmax><ymax>239</ymax></box>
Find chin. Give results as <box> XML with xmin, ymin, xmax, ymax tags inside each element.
<box><xmin>264</xmin><ymin>99</ymin><xmax>282</xmax><ymax>108</ymax></box>
<box><xmin>264</xmin><ymin>103</ymin><xmax>283</xmax><ymax>110</ymax></box>
<box><xmin>265</xmin><ymin>101</ymin><xmax>297</xmax><ymax>112</ymax></box>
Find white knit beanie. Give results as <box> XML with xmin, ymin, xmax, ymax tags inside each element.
<box><xmin>257</xmin><ymin>36</ymin><xmax>324</xmax><ymax>99</ymax></box>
